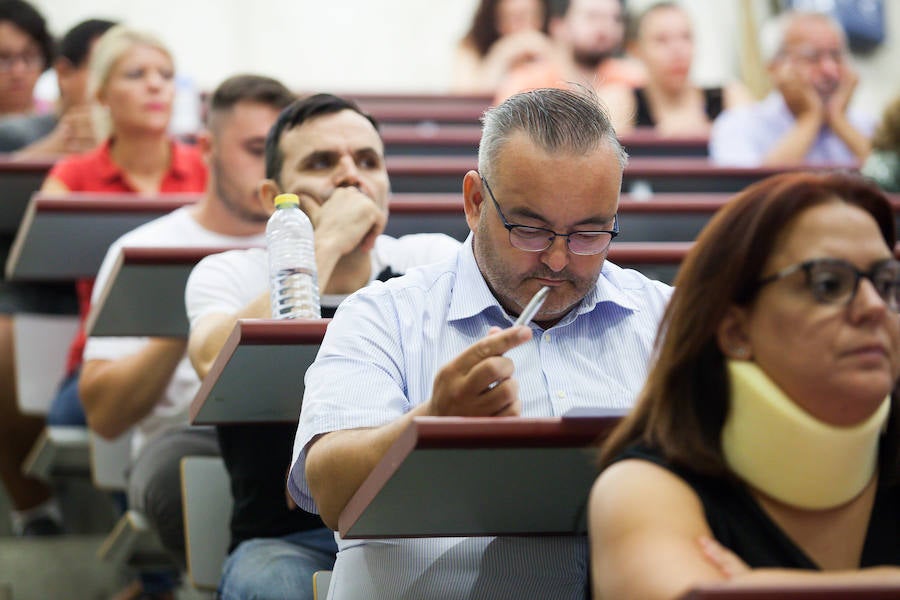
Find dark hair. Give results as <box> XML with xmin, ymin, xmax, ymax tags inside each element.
<box><xmin>871</xmin><ymin>96</ymin><xmax>900</xmax><ymax>155</ymax></box>
<box><xmin>547</xmin><ymin>0</ymin><xmax>626</xmax><ymax>19</ymax></box>
<box><xmin>629</xmin><ymin>1</ymin><xmax>682</xmax><ymax>42</ymax></box>
<box><xmin>0</xmin><ymin>0</ymin><xmax>54</xmax><ymax>69</ymax></box>
<box><xmin>463</xmin><ymin>0</ymin><xmax>550</xmax><ymax>57</ymax></box>
<box><xmin>599</xmin><ymin>172</ymin><xmax>900</xmax><ymax>485</ymax></box>
<box><xmin>264</xmin><ymin>93</ymin><xmax>379</xmax><ymax>183</ymax></box>
<box><xmin>57</xmin><ymin>19</ymin><xmax>116</xmax><ymax>67</ymax></box>
<box><xmin>206</xmin><ymin>73</ymin><xmax>296</xmax><ymax>131</ymax></box>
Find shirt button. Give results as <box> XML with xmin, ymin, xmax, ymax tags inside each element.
<box><xmin>543</xmin><ymin>333</ymin><xmax>551</xmax><ymax>342</ymax></box>
<box><xmin>557</xmin><ymin>390</ymin><xmax>566</xmax><ymax>399</ymax></box>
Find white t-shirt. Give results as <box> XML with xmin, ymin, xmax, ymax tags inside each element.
<box><xmin>186</xmin><ymin>233</ymin><xmax>460</xmax><ymax>327</ymax></box>
<box><xmin>83</xmin><ymin>206</ymin><xmax>265</xmax><ymax>458</ymax></box>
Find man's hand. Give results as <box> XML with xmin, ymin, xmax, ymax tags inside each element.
<box><xmin>825</xmin><ymin>60</ymin><xmax>858</xmax><ymax>125</ymax></box>
<box><xmin>427</xmin><ymin>325</ymin><xmax>532</xmax><ymax>417</ymax></box>
<box><xmin>297</xmin><ymin>187</ymin><xmax>386</xmax><ymax>256</ymax></box>
<box><xmin>773</xmin><ymin>61</ymin><xmax>823</xmax><ymax>122</ymax></box>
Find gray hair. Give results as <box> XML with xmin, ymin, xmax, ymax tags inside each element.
<box><xmin>759</xmin><ymin>10</ymin><xmax>847</xmax><ymax>64</ymax></box>
<box><xmin>477</xmin><ymin>87</ymin><xmax>628</xmax><ymax>181</ymax></box>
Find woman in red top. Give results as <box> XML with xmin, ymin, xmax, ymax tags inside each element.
<box><xmin>40</xmin><ymin>24</ymin><xmax>205</xmax><ymax>600</ymax></box>
<box><xmin>41</xmin><ymin>25</ymin><xmax>207</xmax><ymax>419</ymax></box>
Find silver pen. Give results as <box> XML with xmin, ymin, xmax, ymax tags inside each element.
<box><xmin>513</xmin><ymin>286</ymin><xmax>551</xmax><ymax>327</ymax></box>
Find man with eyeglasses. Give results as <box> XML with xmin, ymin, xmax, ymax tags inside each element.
<box><xmin>710</xmin><ymin>10</ymin><xmax>874</xmax><ymax>167</ymax></box>
<box><xmin>289</xmin><ymin>87</ymin><xmax>671</xmax><ymax>599</ymax></box>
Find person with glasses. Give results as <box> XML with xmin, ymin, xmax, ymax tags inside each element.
<box><xmin>589</xmin><ymin>172</ymin><xmax>900</xmax><ymax>599</ymax></box>
<box><xmin>289</xmin><ymin>87</ymin><xmax>671</xmax><ymax>599</ymax></box>
<box><xmin>0</xmin><ymin>0</ymin><xmax>53</xmax><ymax>118</ymax></box>
<box><xmin>710</xmin><ymin>11</ymin><xmax>875</xmax><ymax>167</ymax></box>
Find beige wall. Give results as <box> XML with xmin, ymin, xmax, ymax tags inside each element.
<box><xmin>31</xmin><ymin>0</ymin><xmax>898</xmax><ymax>117</ymax></box>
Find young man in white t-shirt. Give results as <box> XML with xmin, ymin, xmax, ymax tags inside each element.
<box><xmin>185</xmin><ymin>94</ymin><xmax>459</xmax><ymax>600</ymax></box>
<box><xmin>76</xmin><ymin>76</ymin><xmax>296</xmax><ymax>591</ymax></box>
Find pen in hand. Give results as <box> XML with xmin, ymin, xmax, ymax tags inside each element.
<box><xmin>513</xmin><ymin>286</ymin><xmax>551</xmax><ymax>328</ymax></box>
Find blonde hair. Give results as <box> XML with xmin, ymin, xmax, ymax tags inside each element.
<box><xmin>87</xmin><ymin>25</ymin><xmax>173</xmax><ymax>138</ymax></box>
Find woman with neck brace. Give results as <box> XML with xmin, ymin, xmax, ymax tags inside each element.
<box><xmin>589</xmin><ymin>172</ymin><xmax>900</xmax><ymax>599</ymax></box>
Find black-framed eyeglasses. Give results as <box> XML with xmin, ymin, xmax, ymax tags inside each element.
<box><xmin>0</xmin><ymin>51</ymin><xmax>44</xmax><ymax>73</ymax></box>
<box><xmin>756</xmin><ymin>257</ymin><xmax>900</xmax><ymax>312</ymax></box>
<box><xmin>480</xmin><ymin>175</ymin><xmax>618</xmax><ymax>256</ymax></box>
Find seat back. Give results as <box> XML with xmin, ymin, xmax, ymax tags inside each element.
<box><xmin>89</xmin><ymin>430</ymin><xmax>133</xmax><ymax>491</ymax></box>
<box><xmin>180</xmin><ymin>455</ymin><xmax>233</xmax><ymax>590</ymax></box>
<box><xmin>13</xmin><ymin>313</ymin><xmax>79</xmax><ymax>415</ymax></box>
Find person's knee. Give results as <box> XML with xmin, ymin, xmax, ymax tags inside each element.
<box><xmin>46</xmin><ymin>373</ymin><xmax>86</xmax><ymax>426</ymax></box>
<box><xmin>220</xmin><ymin>539</ymin><xmax>326</xmax><ymax>600</ymax></box>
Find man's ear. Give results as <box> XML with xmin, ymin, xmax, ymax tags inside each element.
<box><xmin>716</xmin><ymin>305</ymin><xmax>753</xmax><ymax>360</ymax></box>
<box><xmin>195</xmin><ymin>130</ymin><xmax>212</xmax><ymax>160</ymax></box>
<box><xmin>462</xmin><ymin>170</ymin><xmax>485</xmax><ymax>233</ymax></box>
<box><xmin>258</xmin><ymin>179</ymin><xmax>281</xmax><ymax>215</ymax></box>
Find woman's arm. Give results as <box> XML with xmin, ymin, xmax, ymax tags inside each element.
<box><xmin>589</xmin><ymin>459</ymin><xmax>727</xmax><ymax>600</ymax></box>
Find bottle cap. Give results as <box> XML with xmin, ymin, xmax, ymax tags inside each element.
<box><xmin>274</xmin><ymin>193</ymin><xmax>300</xmax><ymax>208</ymax></box>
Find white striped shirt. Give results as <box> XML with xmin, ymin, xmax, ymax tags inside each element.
<box><xmin>290</xmin><ymin>235</ymin><xmax>671</xmax><ymax>599</ymax></box>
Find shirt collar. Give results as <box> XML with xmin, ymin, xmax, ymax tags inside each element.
<box><xmin>96</xmin><ymin>137</ymin><xmax>188</xmax><ymax>185</ymax></box>
<box><xmin>447</xmin><ymin>235</ymin><xmax>640</xmax><ymax>326</ymax></box>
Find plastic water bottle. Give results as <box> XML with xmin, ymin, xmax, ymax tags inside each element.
<box><xmin>267</xmin><ymin>193</ymin><xmax>320</xmax><ymax>319</ymax></box>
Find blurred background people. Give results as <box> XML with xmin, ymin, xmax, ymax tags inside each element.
<box><xmin>862</xmin><ymin>95</ymin><xmax>900</xmax><ymax>192</ymax></box>
<box><xmin>494</xmin><ymin>0</ymin><xmax>643</xmax><ymax>130</ymax></box>
<box><xmin>452</xmin><ymin>0</ymin><xmax>554</xmax><ymax>93</ymax></box>
<box><xmin>710</xmin><ymin>11</ymin><xmax>874</xmax><ymax>166</ymax></box>
<box><xmin>613</xmin><ymin>2</ymin><xmax>752</xmax><ymax>136</ymax></box>
<box><xmin>39</xmin><ymin>24</ymin><xmax>207</xmax><ymax>428</ymax></box>
<box><xmin>0</xmin><ymin>0</ymin><xmax>53</xmax><ymax>118</ymax></box>
<box><xmin>0</xmin><ymin>18</ymin><xmax>116</xmax><ymax>156</ymax></box>
<box><xmin>590</xmin><ymin>172</ymin><xmax>900</xmax><ymax>599</ymax></box>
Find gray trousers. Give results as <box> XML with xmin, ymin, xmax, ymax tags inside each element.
<box><xmin>127</xmin><ymin>426</ymin><xmax>220</xmax><ymax>568</ymax></box>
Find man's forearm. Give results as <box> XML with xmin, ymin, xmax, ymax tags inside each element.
<box><xmin>305</xmin><ymin>403</ymin><xmax>431</xmax><ymax>529</ymax></box>
<box><xmin>188</xmin><ymin>292</ymin><xmax>270</xmax><ymax>379</ymax></box>
<box><xmin>79</xmin><ymin>338</ymin><xmax>187</xmax><ymax>439</ymax></box>
<box><xmin>762</xmin><ymin>114</ymin><xmax>822</xmax><ymax>165</ymax></box>
<box><xmin>829</xmin><ymin>113</ymin><xmax>871</xmax><ymax>162</ymax></box>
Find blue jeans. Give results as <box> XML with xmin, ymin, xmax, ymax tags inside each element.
<box><xmin>218</xmin><ymin>527</ymin><xmax>338</xmax><ymax>600</ymax></box>
<box><xmin>46</xmin><ymin>369</ymin><xmax>86</xmax><ymax>426</ymax></box>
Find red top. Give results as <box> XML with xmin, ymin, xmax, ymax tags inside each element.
<box><xmin>47</xmin><ymin>139</ymin><xmax>208</xmax><ymax>375</ymax></box>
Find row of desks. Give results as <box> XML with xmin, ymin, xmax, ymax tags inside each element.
<box><xmin>11</xmin><ymin>191</ymin><xmax>899</xmax><ymax>282</ymax></box>
<box><xmin>0</xmin><ymin>156</ymin><xmax>859</xmax><ymax>234</ymax></box>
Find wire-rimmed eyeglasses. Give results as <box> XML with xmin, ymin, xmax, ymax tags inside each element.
<box><xmin>480</xmin><ymin>175</ymin><xmax>618</xmax><ymax>256</ymax></box>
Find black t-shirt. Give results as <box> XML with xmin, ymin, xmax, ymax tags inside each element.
<box><xmin>217</xmin><ymin>266</ymin><xmax>402</xmax><ymax>551</ymax></box>
<box><xmin>618</xmin><ymin>444</ymin><xmax>900</xmax><ymax>568</ymax></box>
<box><xmin>632</xmin><ymin>87</ymin><xmax>724</xmax><ymax>128</ymax></box>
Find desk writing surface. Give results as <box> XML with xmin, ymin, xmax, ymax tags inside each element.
<box><xmin>190</xmin><ymin>319</ymin><xmax>329</xmax><ymax>425</ymax></box>
<box><xmin>5</xmin><ymin>194</ymin><xmax>197</xmax><ymax>280</ymax></box>
<box><xmin>338</xmin><ymin>412</ymin><xmax>624</xmax><ymax>539</ymax></box>
<box><xmin>86</xmin><ymin>246</ymin><xmax>244</xmax><ymax>338</ymax></box>
<box><xmin>0</xmin><ymin>158</ymin><xmax>52</xmax><ymax>234</ymax></box>
<box><xmin>681</xmin><ymin>583</ymin><xmax>900</xmax><ymax>599</ymax></box>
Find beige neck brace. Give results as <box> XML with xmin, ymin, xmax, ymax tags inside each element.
<box><xmin>721</xmin><ymin>360</ymin><xmax>889</xmax><ymax>510</ymax></box>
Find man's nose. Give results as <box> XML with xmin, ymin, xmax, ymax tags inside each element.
<box><xmin>541</xmin><ymin>236</ymin><xmax>570</xmax><ymax>272</ymax></box>
<box><xmin>334</xmin><ymin>156</ymin><xmax>361</xmax><ymax>188</ymax></box>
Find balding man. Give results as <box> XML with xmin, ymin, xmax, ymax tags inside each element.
<box><xmin>710</xmin><ymin>11</ymin><xmax>874</xmax><ymax>166</ymax></box>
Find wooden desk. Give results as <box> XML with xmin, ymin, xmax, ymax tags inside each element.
<box><xmin>86</xmin><ymin>246</ymin><xmax>245</xmax><ymax>337</ymax></box>
<box><xmin>0</xmin><ymin>158</ymin><xmax>52</xmax><ymax>234</ymax></box>
<box><xmin>381</xmin><ymin>125</ymin><xmax>708</xmax><ymax>158</ymax></box>
<box><xmin>681</xmin><ymin>582</ymin><xmax>900</xmax><ymax>599</ymax></box>
<box><xmin>608</xmin><ymin>242</ymin><xmax>691</xmax><ymax>284</ymax></box>
<box><xmin>189</xmin><ymin>319</ymin><xmax>329</xmax><ymax>425</ymax></box>
<box><xmin>338</xmin><ymin>413</ymin><xmax>623</xmax><ymax>539</ymax></box>
<box><xmin>384</xmin><ymin>156</ymin><xmax>856</xmax><ymax>194</ymax></box>
<box><xmin>5</xmin><ymin>193</ymin><xmax>197</xmax><ymax>281</ymax></box>
<box><xmin>4</xmin><ymin>192</ymin><xmax>463</xmax><ymax>282</ymax></box>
